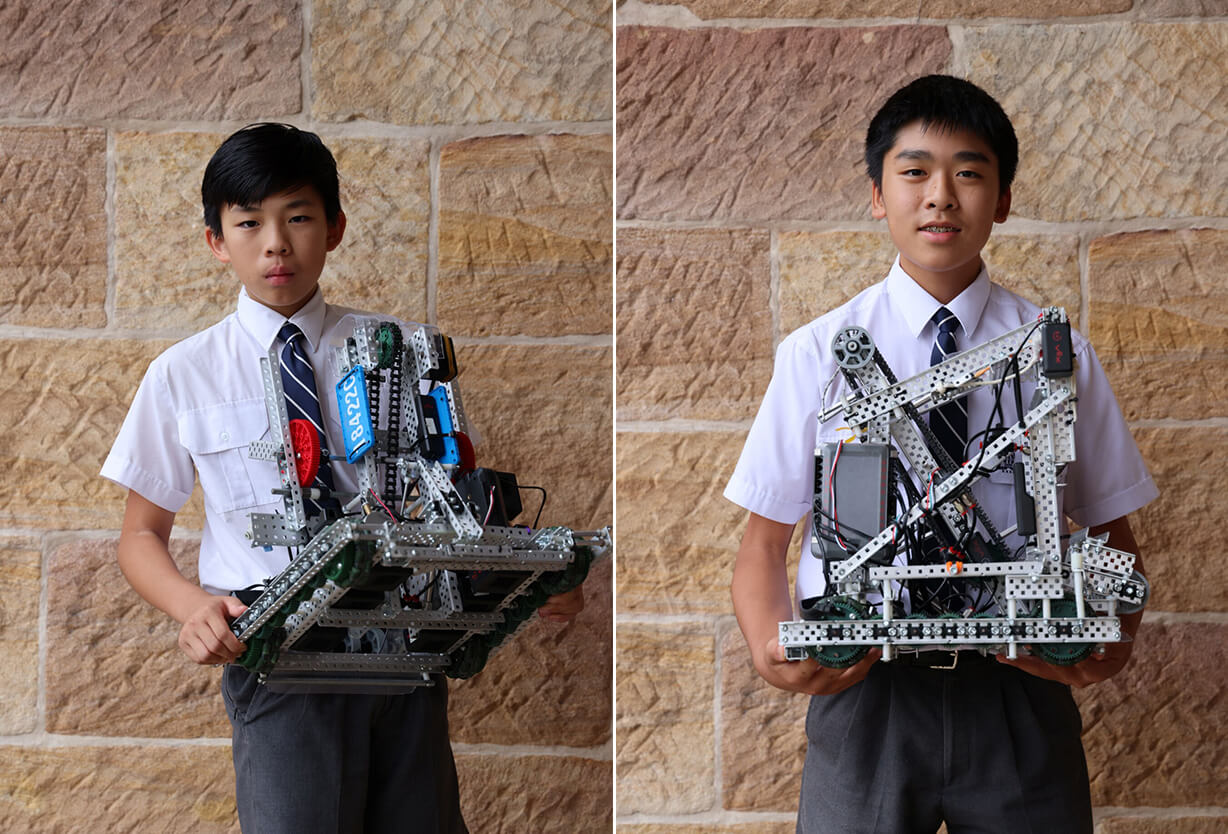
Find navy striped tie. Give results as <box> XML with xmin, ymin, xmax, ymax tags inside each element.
<box><xmin>278</xmin><ymin>322</ymin><xmax>337</xmax><ymax>518</ymax></box>
<box><xmin>929</xmin><ymin>307</ymin><xmax>967</xmax><ymax>464</ymax></box>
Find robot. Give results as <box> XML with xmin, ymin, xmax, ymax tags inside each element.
<box><xmin>229</xmin><ymin>316</ymin><xmax>610</xmax><ymax>692</ymax></box>
<box><xmin>778</xmin><ymin>307</ymin><xmax>1148</xmax><ymax>668</ymax></box>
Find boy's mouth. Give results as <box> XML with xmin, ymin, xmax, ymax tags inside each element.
<box><xmin>919</xmin><ymin>224</ymin><xmax>960</xmax><ymax>233</ymax></box>
<box><xmin>266</xmin><ymin>266</ymin><xmax>294</xmax><ymax>285</ymax></box>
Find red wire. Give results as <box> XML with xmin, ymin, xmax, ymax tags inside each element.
<box><xmin>369</xmin><ymin>487</ymin><xmax>396</xmax><ymax>519</ymax></box>
<box><xmin>830</xmin><ymin>442</ymin><xmax>850</xmax><ymax>551</ymax></box>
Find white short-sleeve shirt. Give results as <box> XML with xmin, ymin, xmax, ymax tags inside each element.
<box><xmin>102</xmin><ymin>287</ymin><xmax>401</xmax><ymax>595</ymax></box>
<box><xmin>724</xmin><ymin>258</ymin><xmax>1159</xmax><ymax>602</ymax></box>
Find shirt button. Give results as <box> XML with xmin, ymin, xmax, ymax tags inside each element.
<box><xmin>219</xmin><ymin>431</ymin><xmax>230</xmax><ymax>443</ymax></box>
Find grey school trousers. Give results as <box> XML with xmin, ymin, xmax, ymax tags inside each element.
<box><xmin>222</xmin><ymin>665</ymin><xmax>467</xmax><ymax>834</ymax></box>
<box><xmin>797</xmin><ymin>654</ymin><xmax>1093</xmax><ymax>834</ymax></box>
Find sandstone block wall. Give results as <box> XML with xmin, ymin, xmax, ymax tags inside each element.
<box><xmin>616</xmin><ymin>1</ymin><xmax>1227</xmax><ymax>830</ymax></box>
<box><xmin>0</xmin><ymin>1</ymin><xmax>612</xmax><ymax>831</ymax></box>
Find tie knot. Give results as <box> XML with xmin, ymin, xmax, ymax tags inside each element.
<box><xmin>278</xmin><ymin>322</ymin><xmax>303</xmax><ymax>345</ymax></box>
<box><xmin>932</xmin><ymin>307</ymin><xmax>960</xmax><ymax>337</ymax></box>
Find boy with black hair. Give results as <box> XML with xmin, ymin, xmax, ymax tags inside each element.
<box><xmin>103</xmin><ymin>123</ymin><xmax>583</xmax><ymax>833</ymax></box>
<box><xmin>727</xmin><ymin>76</ymin><xmax>1157</xmax><ymax>833</ymax></box>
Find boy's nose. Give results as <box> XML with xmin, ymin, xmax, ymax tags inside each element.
<box><xmin>926</xmin><ymin>176</ymin><xmax>957</xmax><ymax>210</ymax></box>
<box><xmin>265</xmin><ymin>235</ymin><xmax>290</xmax><ymax>255</ymax></box>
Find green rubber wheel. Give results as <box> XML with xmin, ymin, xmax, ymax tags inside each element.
<box><xmin>1030</xmin><ymin>599</ymin><xmax>1095</xmax><ymax>666</ymax></box>
<box><xmin>448</xmin><ymin>638</ymin><xmax>491</xmax><ymax>680</ymax></box>
<box><xmin>536</xmin><ymin>546</ymin><xmax>595</xmax><ymax>597</ymax></box>
<box><xmin>237</xmin><ymin>636</ymin><xmax>264</xmax><ymax>671</ymax></box>
<box><xmin>806</xmin><ymin>597</ymin><xmax>871</xmax><ymax>669</ymax></box>
<box><xmin>341</xmin><ymin>541</ymin><xmax>375</xmax><ymax>586</ymax></box>
<box><xmin>324</xmin><ymin>544</ymin><xmax>356</xmax><ymax>583</ymax></box>
<box><xmin>375</xmin><ymin>323</ymin><xmax>402</xmax><ymax>369</ymax></box>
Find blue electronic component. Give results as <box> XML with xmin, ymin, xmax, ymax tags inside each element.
<box><xmin>422</xmin><ymin>387</ymin><xmax>460</xmax><ymax>465</ymax></box>
<box><xmin>336</xmin><ymin>365</ymin><xmax>375</xmax><ymax>463</ymax></box>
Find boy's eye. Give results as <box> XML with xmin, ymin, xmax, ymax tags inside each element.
<box><xmin>902</xmin><ymin>168</ymin><xmax>926</xmax><ymax>177</ymax></box>
<box><xmin>956</xmin><ymin>170</ymin><xmax>982</xmax><ymax>179</ymax></box>
<box><xmin>236</xmin><ymin>220</ymin><xmax>259</xmax><ymax>229</ymax></box>
<box><xmin>289</xmin><ymin>215</ymin><xmax>312</xmax><ymax>223</ymax></box>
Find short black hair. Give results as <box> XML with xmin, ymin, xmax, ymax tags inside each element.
<box><xmin>201</xmin><ymin>123</ymin><xmax>341</xmax><ymax>235</ymax></box>
<box><xmin>865</xmin><ymin>75</ymin><xmax>1018</xmax><ymax>195</ymax></box>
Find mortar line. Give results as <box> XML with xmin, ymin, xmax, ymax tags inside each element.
<box><xmin>449</xmin><ymin>740</ymin><xmax>612</xmax><ymax>760</ymax></box>
<box><xmin>301</xmin><ymin>0</ymin><xmax>314</xmax><ymax>120</ymax></box>
<box><xmin>427</xmin><ymin>137</ymin><xmax>441</xmax><ymax>324</ymax></box>
<box><xmin>36</xmin><ymin>533</ymin><xmax>48</xmax><ymax>737</ymax></box>
<box><xmin>947</xmin><ymin>23</ymin><xmax>967</xmax><ymax>76</ymax></box>
<box><xmin>615</xmin><ymin>217</ymin><xmax>1228</xmax><ymax>235</ymax></box>
<box><xmin>0</xmin><ymin>116</ymin><xmax>611</xmax><ymax>141</ymax></box>
<box><xmin>770</xmin><ymin>227</ymin><xmax>782</xmax><ymax>350</ymax></box>
<box><xmin>711</xmin><ymin>617</ymin><xmax>724</xmax><ymax>809</ymax></box>
<box><xmin>1078</xmin><ymin>232</ymin><xmax>1091</xmax><ymax>336</ymax></box>
<box><xmin>613</xmin><ymin>1</ymin><xmax>1220</xmax><ymax>28</ymax></box>
<box><xmin>104</xmin><ymin>129</ymin><xmax>117</xmax><ymax>330</ymax></box>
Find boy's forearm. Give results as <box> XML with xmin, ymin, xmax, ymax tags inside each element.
<box><xmin>731</xmin><ymin>513</ymin><xmax>797</xmax><ymax>670</ymax></box>
<box><xmin>117</xmin><ymin>490</ymin><xmax>215</xmax><ymax>626</ymax></box>
<box><xmin>117</xmin><ymin>528</ymin><xmax>214</xmax><ymax>625</ymax></box>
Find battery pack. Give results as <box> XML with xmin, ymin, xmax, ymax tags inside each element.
<box><xmin>1042</xmin><ymin>320</ymin><xmax>1073</xmax><ymax>377</ymax></box>
<box><xmin>811</xmin><ymin>442</ymin><xmax>890</xmax><ymax>561</ymax></box>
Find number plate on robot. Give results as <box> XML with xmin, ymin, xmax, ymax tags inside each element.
<box><xmin>336</xmin><ymin>365</ymin><xmax>374</xmax><ymax>463</ymax></box>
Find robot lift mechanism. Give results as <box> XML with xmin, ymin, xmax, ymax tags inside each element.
<box><xmin>778</xmin><ymin>307</ymin><xmax>1148</xmax><ymax>668</ymax></box>
<box><xmin>229</xmin><ymin>317</ymin><xmax>610</xmax><ymax>692</ymax></box>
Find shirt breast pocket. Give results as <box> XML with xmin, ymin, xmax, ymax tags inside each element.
<box><xmin>178</xmin><ymin>400</ymin><xmax>278</xmax><ymax>514</ymax></box>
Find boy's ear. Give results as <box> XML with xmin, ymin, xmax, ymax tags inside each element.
<box><xmin>870</xmin><ymin>181</ymin><xmax>887</xmax><ymax>220</ymax></box>
<box><xmin>994</xmin><ymin>188</ymin><xmax>1012</xmax><ymax>223</ymax></box>
<box><xmin>205</xmin><ymin>228</ymin><xmax>231</xmax><ymax>264</ymax></box>
<box><xmin>326</xmin><ymin>210</ymin><xmax>347</xmax><ymax>252</ymax></box>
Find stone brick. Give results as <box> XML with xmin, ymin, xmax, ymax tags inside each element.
<box><xmin>0</xmin><ymin>0</ymin><xmax>298</xmax><ymax>120</ymax></box>
<box><xmin>1099</xmin><ymin>818</ymin><xmax>1228</xmax><ymax>834</ymax></box>
<box><xmin>0</xmin><ymin>128</ymin><xmax>106</xmax><ymax>328</ymax></box>
<box><xmin>617</xmin><ymin>228</ymin><xmax>772</xmax><ymax>421</ymax></box>
<box><xmin>0</xmin><ymin>536</ymin><xmax>40</xmax><ymax>735</ymax></box>
<box><xmin>637</xmin><ymin>0</ymin><xmax>1128</xmax><ymax>15</ymax></box>
<box><xmin>450</xmin><ymin>558</ymin><xmax>611</xmax><ymax>748</ymax></box>
<box><xmin>719</xmin><ymin>621</ymin><xmax>808</xmax><ymax>812</ymax></box>
<box><xmin>0</xmin><ymin>745</ymin><xmax>237</xmax><ymax>832</ymax></box>
<box><xmin>456</xmin><ymin>752</ymin><xmax>610</xmax><ymax>833</ymax></box>
<box><xmin>1075</xmin><ymin>622</ymin><xmax>1228</xmax><ymax>806</ymax></box>
<box><xmin>779</xmin><ymin>230</ymin><xmax>1081</xmax><ymax>336</ymax></box>
<box><xmin>1129</xmin><ymin>428</ymin><xmax>1228</xmax><ymax>612</ymax></box>
<box><xmin>45</xmin><ymin>537</ymin><xmax>229</xmax><ymax>737</ymax></box>
<box><xmin>618</xmin><ymin>825</ymin><xmax>794</xmax><ymax>834</ymax></box>
<box><xmin>616</xmin><ymin>621</ymin><xmax>716</xmax><ymax>815</ymax></box>
<box><xmin>323</xmin><ymin>137</ymin><xmax>432</xmax><ymax>322</ymax></box>
<box><xmin>455</xmin><ymin>345</ymin><xmax>612</xmax><ymax>531</ymax></box>
<box><xmin>615</xmin><ymin>431</ymin><xmax>748</xmax><ymax>615</ymax></box>
<box><xmin>779</xmin><ymin>231</ymin><xmax>893</xmax><ymax>337</ymax></box>
<box><xmin>963</xmin><ymin>24</ymin><xmax>1228</xmax><ymax>222</ymax></box>
<box><xmin>0</xmin><ymin>336</ymin><xmax>206</xmax><ymax>531</ymax></box>
<box><xmin>113</xmin><ymin>132</ymin><xmax>230</xmax><ymax>331</ymax></box>
<box><xmin>114</xmin><ymin>132</ymin><xmax>431</xmax><ymax>332</ymax></box>
<box><xmin>617</xmin><ymin>26</ymin><xmax>949</xmax><ymax>222</ymax></box>
<box><xmin>438</xmin><ymin>134</ymin><xmax>612</xmax><ymax>339</ymax></box>
<box><xmin>312</xmin><ymin>0</ymin><xmax>611</xmax><ymax>125</ymax></box>
<box><xmin>1088</xmin><ymin>229</ymin><xmax>1228</xmax><ymax>422</ymax></box>
<box><xmin>1139</xmin><ymin>0</ymin><xmax>1227</xmax><ymax>14</ymax></box>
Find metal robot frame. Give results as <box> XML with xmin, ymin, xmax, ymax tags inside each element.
<box><xmin>778</xmin><ymin>307</ymin><xmax>1147</xmax><ymax>669</ymax></box>
<box><xmin>229</xmin><ymin>316</ymin><xmax>609</xmax><ymax>692</ymax></box>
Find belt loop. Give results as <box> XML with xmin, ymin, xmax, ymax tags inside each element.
<box><xmin>928</xmin><ymin>650</ymin><xmax>959</xmax><ymax>670</ymax></box>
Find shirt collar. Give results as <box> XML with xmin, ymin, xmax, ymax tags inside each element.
<box><xmin>236</xmin><ymin>286</ymin><xmax>328</xmax><ymax>351</ymax></box>
<box><xmin>885</xmin><ymin>256</ymin><xmax>992</xmax><ymax>340</ymax></box>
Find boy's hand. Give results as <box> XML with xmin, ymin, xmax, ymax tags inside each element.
<box><xmin>995</xmin><ymin>638</ymin><xmax>1132</xmax><ymax>688</ymax></box>
<box><xmin>178</xmin><ymin>595</ymin><xmax>248</xmax><ymax>665</ymax></box>
<box><xmin>538</xmin><ymin>585</ymin><xmax>584</xmax><ymax>624</ymax></box>
<box><xmin>758</xmin><ymin>637</ymin><xmax>881</xmax><ymax>695</ymax></box>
